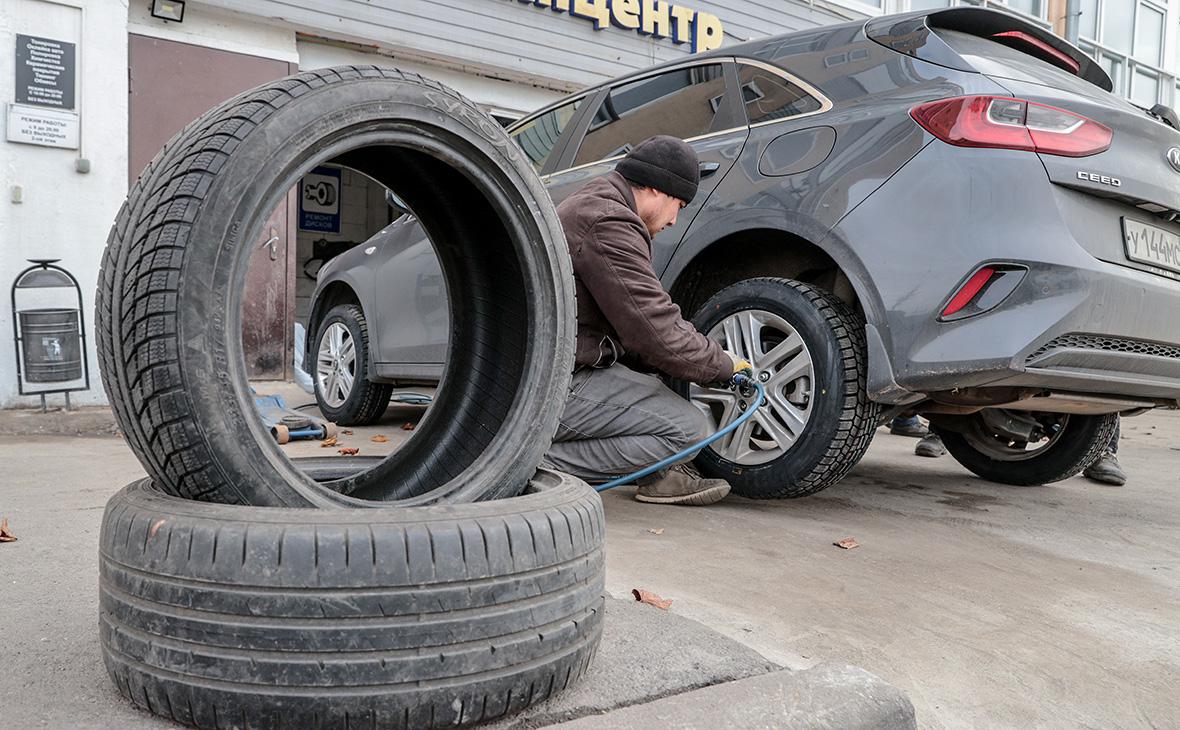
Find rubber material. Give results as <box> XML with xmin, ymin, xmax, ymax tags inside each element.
<box><xmin>313</xmin><ymin>304</ymin><xmax>393</xmax><ymax>426</ymax></box>
<box><xmin>95</xmin><ymin>66</ymin><xmax>575</xmax><ymax>507</ymax></box>
<box><xmin>682</xmin><ymin>278</ymin><xmax>881</xmax><ymax>498</ymax></box>
<box><xmin>99</xmin><ymin>463</ymin><xmax>605</xmax><ymax>729</ymax></box>
<box><xmin>936</xmin><ymin>412</ymin><xmax>1119</xmax><ymax>485</ymax></box>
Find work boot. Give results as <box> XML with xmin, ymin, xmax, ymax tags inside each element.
<box><xmin>635</xmin><ymin>462</ymin><xmax>730</xmax><ymax>506</ymax></box>
<box><xmin>889</xmin><ymin>417</ymin><xmax>927</xmax><ymax>438</ymax></box>
<box><xmin>915</xmin><ymin>432</ymin><xmax>946</xmax><ymax>458</ymax></box>
<box><xmin>1083</xmin><ymin>451</ymin><xmax>1126</xmax><ymax>486</ymax></box>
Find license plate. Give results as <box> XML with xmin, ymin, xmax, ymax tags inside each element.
<box><xmin>1122</xmin><ymin>217</ymin><xmax>1180</xmax><ymax>276</ymax></box>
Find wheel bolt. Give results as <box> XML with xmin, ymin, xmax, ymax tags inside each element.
<box><xmin>739</xmin><ymin>402</ymin><xmax>747</xmax><ymax>411</ymax></box>
<box><xmin>759</xmin><ymin>371</ymin><xmax>770</xmax><ymax>382</ymax></box>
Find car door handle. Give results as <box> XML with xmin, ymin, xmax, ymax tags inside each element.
<box><xmin>699</xmin><ymin>162</ymin><xmax>721</xmax><ymax>177</ymax></box>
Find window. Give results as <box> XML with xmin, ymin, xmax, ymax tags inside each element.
<box><xmin>1079</xmin><ymin>0</ymin><xmax>1099</xmax><ymax>40</ymax></box>
<box><xmin>1005</xmin><ymin>0</ymin><xmax>1043</xmax><ymax>19</ymax></box>
<box><xmin>510</xmin><ymin>98</ymin><xmax>585</xmax><ymax>172</ymax></box>
<box><xmin>1134</xmin><ymin>4</ymin><xmax>1164</xmax><ymax>65</ymax></box>
<box><xmin>737</xmin><ymin>63</ymin><xmax>824</xmax><ymax>125</ymax></box>
<box><xmin>1102</xmin><ymin>0</ymin><xmax>1135</xmax><ymax>53</ymax></box>
<box><xmin>572</xmin><ymin>64</ymin><xmax>727</xmax><ymax>167</ymax></box>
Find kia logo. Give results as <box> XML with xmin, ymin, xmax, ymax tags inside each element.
<box><xmin>1168</xmin><ymin>147</ymin><xmax>1180</xmax><ymax>173</ymax></box>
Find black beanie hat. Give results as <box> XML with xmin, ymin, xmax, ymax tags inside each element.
<box><xmin>615</xmin><ymin>135</ymin><xmax>699</xmax><ymax>204</ymax></box>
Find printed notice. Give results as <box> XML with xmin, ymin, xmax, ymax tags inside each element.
<box><xmin>7</xmin><ymin>104</ymin><xmax>80</xmax><ymax>149</ymax></box>
<box><xmin>15</xmin><ymin>35</ymin><xmax>76</xmax><ymax>110</ymax></box>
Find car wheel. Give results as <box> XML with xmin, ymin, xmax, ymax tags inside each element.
<box><xmin>95</xmin><ymin>67</ymin><xmax>575</xmax><ymax>507</ymax></box>
<box><xmin>99</xmin><ymin>461</ymin><xmax>604</xmax><ymax>729</ymax></box>
<box><xmin>933</xmin><ymin>410</ymin><xmax>1118</xmax><ymax>485</ymax></box>
<box><xmin>679</xmin><ymin>278</ymin><xmax>880</xmax><ymax>498</ymax></box>
<box><xmin>313</xmin><ymin>303</ymin><xmax>393</xmax><ymax>426</ymax></box>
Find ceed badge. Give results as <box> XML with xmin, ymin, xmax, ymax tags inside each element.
<box><xmin>1076</xmin><ymin>170</ymin><xmax>1121</xmax><ymax>187</ymax></box>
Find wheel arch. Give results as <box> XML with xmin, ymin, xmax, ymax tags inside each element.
<box><xmin>305</xmin><ymin>280</ymin><xmax>364</xmax><ymax>366</ymax></box>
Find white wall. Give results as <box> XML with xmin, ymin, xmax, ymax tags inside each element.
<box><xmin>0</xmin><ymin>0</ymin><xmax>128</xmax><ymax>408</ymax></box>
<box><xmin>127</xmin><ymin>0</ymin><xmax>297</xmax><ymax>62</ymax></box>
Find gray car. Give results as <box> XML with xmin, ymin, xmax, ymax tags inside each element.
<box><xmin>307</xmin><ymin>7</ymin><xmax>1180</xmax><ymax>497</ymax></box>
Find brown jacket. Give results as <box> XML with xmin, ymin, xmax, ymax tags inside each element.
<box><xmin>558</xmin><ymin>171</ymin><xmax>732</xmax><ymax>384</ymax></box>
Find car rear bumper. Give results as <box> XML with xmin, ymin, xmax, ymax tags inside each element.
<box><xmin>831</xmin><ymin>143</ymin><xmax>1180</xmax><ymax>404</ymax></box>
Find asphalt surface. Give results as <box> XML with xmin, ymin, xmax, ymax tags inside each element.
<box><xmin>1</xmin><ymin>407</ymin><xmax>1177</xmax><ymax>728</ymax></box>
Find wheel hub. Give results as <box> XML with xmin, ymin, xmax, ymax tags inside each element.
<box><xmin>316</xmin><ymin>322</ymin><xmax>357</xmax><ymax>409</ymax></box>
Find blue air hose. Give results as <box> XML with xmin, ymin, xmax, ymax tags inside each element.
<box><xmin>595</xmin><ymin>374</ymin><xmax>765</xmax><ymax>492</ymax></box>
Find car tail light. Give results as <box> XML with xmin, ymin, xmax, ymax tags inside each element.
<box><xmin>911</xmin><ymin>96</ymin><xmax>1112</xmax><ymax>158</ymax></box>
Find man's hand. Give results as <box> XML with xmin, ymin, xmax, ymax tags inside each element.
<box><xmin>727</xmin><ymin>351</ymin><xmax>753</xmax><ymax>382</ymax></box>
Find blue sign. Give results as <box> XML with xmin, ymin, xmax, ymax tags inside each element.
<box><xmin>299</xmin><ymin>166</ymin><xmax>341</xmax><ymax>233</ymax></box>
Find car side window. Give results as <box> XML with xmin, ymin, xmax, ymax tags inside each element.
<box><xmin>510</xmin><ymin>98</ymin><xmax>585</xmax><ymax>172</ymax></box>
<box><xmin>571</xmin><ymin>63</ymin><xmax>728</xmax><ymax>167</ymax></box>
<box><xmin>737</xmin><ymin>63</ymin><xmax>823</xmax><ymax>125</ymax></box>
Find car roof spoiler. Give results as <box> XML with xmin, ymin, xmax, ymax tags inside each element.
<box><xmin>865</xmin><ymin>7</ymin><xmax>1114</xmax><ymax>93</ymax></box>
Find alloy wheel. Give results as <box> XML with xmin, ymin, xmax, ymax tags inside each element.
<box><xmin>692</xmin><ymin>309</ymin><xmax>814</xmax><ymax>464</ymax></box>
<box><xmin>316</xmin><ymin>322</ymin><xmax>356</xmax><ymax>408</ymax></box>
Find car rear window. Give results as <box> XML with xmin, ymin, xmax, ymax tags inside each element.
<box><xmin>933</xmin><ymin>29</ymin><xmax>1109</xmax><ymax>101</ymax></box>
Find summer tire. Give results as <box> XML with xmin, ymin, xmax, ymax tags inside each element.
<box><xmin>99</xmin><ymin>463</ymin><xmax>605</xmax><ymax>729</ymax></box>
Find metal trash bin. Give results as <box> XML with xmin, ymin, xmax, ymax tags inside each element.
<box><xmin>10</xmin><ymin>260</ymin><xmax>90</xmax><ymax>410</ymax></box>
<box><xmin>18</xmin><ymin>309</ymin><xmax>83</xmax><ymax>382</ymax></box>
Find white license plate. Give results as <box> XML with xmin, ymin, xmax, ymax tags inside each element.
<box><xmin>1122</xmin><ymin>218</ymin><xmax>1180</xmax><ymax>276</ymax></box>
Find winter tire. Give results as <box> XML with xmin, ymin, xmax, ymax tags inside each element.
<box><xmin>935</xmin><ymin>410</ymin><xmax>1119</xmax><ymax>486</ymax></box>
<box><xmin>313</xmin><ymin>304</ymin><xmax>393</xmax><ymax>426</ymax></box>
<box><xmin>96</xmin><ymin>67</ymin><xmax>575</xmax><ymax>507</ymax></box>
<box><xmin>679</xmin><ymin>278</ymin><xmax>880</xmax><ymax>498</ymax></box>
<box><xmin>99</xmin><ymin>463</ymin><xmax>605</xmax><ymax>729</ymax></box>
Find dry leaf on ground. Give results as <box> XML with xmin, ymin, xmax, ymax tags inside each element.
<box><xmin>371</xmin><ymin>435</ymin><xmax>389</xmax><ymax>443</ymax></box>
<box><xmin>342</xmin><ymin>429</ymin><xmax>353</xmax><ymax>435</ymax></box>
<box><xmin>632</xmin><ymin>588</ymin><xmax>672</xmax><ymax>610</ymax></box>
<box><xmin>401</xmin><ymin>422</ymin><xmax>415</xmax><ymax>431</ymax></box>
<box><xmin>647</xmin><ymin>528</ymin><xmax>664</xmax><ymax>535</ymax></box>
<box><xmin>0</xmin><ymin>517</ymin><xmax>16</xmax><ymax>543</ymax></box>
<box><xmin>338</xmin><ymin>447</ymin><xmax>360</xmax><ymax>456</ymax></box>
<box><xmin>321</xmin><ymin>436</ymin><xmax>338</xmax><ymax>447</ymax></box>
<box><xmin>834</xmin><ymin>537</ymin><xmax>859</xmax><ymax>550</ymax></box>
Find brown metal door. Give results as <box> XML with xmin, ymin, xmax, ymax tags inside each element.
<box><xmin>128</xmin><ymin>34</ymin><xmax>296</xmax><ymax>380</ymax></box>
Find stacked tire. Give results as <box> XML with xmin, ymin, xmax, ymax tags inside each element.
<box><xmin>96</xmin><ymin>67</ymin><xmax>600</xmax><ymax>728</ymax></box>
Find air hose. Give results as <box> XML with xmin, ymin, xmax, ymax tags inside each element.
<box><xmin>595</xmin><ymin>373</ymin><xmax>766</xmax><ymax>492</ymax></box>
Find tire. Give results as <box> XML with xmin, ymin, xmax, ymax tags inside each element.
<box><xmin>679</xmin><ymin>278</ymin><xmax>880</xmax><ymax>498</ymax></box>
<box><xmin>935</xmin><ymin>411</ymin><xmax>1119</xmax><ymax>486</ymax></box>
<box><xmin>99</xmin><ymin>463</ymin><xmax>605</xmax><ymax>729</ymax></box>
<box><xmin>313</xmin><ymin>304</ymin><xmax>393</xmax><ymax>426</ymax></box>
<box><xmin>95</xmin><ymin>66</ymin><xmax>575</xmax><ymax>507</ymax></box>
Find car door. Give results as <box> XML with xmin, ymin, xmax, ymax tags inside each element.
<box><xmin>371</xmin><ymin>95</ymin><xmax>594</xmax><ymax>375</ymax></box>
<box><xmin>543</xmin><ymin>59</ymin><xmax>748</xmax><ymax>276</ymax></box>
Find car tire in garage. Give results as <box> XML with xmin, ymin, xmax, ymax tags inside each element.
<box><xmin>934</xmin><ymin>411</ymin><xmax>1119</xmax><ymax>486</ymax></box>
<box><xmin>312</xmin><ymin>303</ymin><xmax>393</xmax><ymax>426</ymax></box>
<box><xmin>678</xmin><ymin>278</ymin><xmax>880</xmax><ymax>498</ymax></box>
<box><xmin>99</xmin><ymin>462</ymin><xmax>605</xmax><ymax>729</ymax></box>
<box><xmin>95</xmin><ymin>66</ymin><xmax>575</xmax><ymax>507</ymax></box>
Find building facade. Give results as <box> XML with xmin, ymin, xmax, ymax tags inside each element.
<box><xmin>1</xmin><ymin>0</ymin><xmax>1177</xmax><ymax>407</ymax></box>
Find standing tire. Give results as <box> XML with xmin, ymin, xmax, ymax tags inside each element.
<box><xmin>99</xmin><ymin>463</ymin><xmax>605</xmax><ymax>729</ymax></box>
<box><xmin>96</xmin><ymin>67</ymin><xmax>575</xmax><ymax>507</ymax></box>
<box><xmin>313</xmin><ymin>303</ymin><xmax>393</xmax><ymax>426</ymax></box>
<box><xmin>678</xmin><ymin>278</ymin><xmax>880</xmax><ymax>498</ymax></box>
<box><xmin>934</xmin><ymin>410</ymin><xmax>1118</xmax><ymax>486</ymax></box>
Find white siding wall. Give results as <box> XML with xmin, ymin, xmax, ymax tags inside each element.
<box><xmin>0</xmin><ymin>0</ymin><xmax>128</xmax><ymax>408</ymax></box>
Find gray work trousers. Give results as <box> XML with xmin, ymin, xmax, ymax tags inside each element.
<box><xmin>545</xmin><ymin>364</ymin><xmax>711</xmax><ymax>484</ymax></box>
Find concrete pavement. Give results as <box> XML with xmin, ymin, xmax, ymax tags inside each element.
<box><xmin>1</xmin><ymin>408</ymin><xmax>1177</xmax><ymax>727</ymax></box>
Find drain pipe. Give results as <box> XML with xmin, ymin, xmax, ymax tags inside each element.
<box><xmin>1064</xmin><ymin>0</ymin><xmax>1081</xmax><ymax>45</ymax></box>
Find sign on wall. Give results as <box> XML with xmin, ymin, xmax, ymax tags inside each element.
<box><xmin>15</xmin><ymin>34</ymin><xmax>76</xmax><ymax>110</ymax></box>
<box><xmin>6</xmin><ymin>104</ymin><xmax>79</xmax><ymax>149</ymax></box>
<box><xmin>299</xmin><ymin>166</ymin><xmax>342</xmax><ymax>233</ymax></box>
<box><xmin>505</xmin><ymin>0</ymin><xmax>724</xmax><ymax>53</ymax></box>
